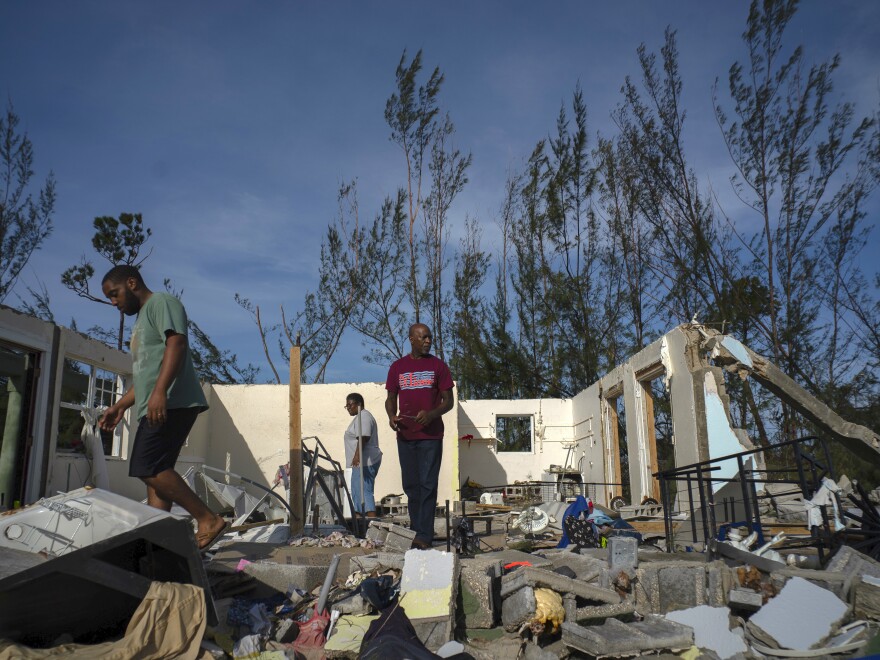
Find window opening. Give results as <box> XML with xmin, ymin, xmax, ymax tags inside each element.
<box><xmin>495</xmin><ymin>415</ymin><xmax>533</xmax><ymax>453</ymax></box>
<box><xmin>57</xmin><ymin>359</ymin><xmax>126</xmax><ymax>456</ymax></box>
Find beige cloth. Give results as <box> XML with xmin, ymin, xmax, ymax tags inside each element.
<box><xmin>0</xmin><ymin>581</ymin><xmax>207</xmax><ymax>660</ymax></box>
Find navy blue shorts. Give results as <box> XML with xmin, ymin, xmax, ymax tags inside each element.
<box><xmin>128</xmin><ymin>407</ymin><xmax>201</xmax><ymax>478</ymax></box>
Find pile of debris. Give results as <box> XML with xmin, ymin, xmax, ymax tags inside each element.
<box><xmin>3</xmin><ymin>488</ymin><xmax>880</xmax><ymax>659</ymax></box>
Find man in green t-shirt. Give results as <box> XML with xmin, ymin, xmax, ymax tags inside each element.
<box><xmin>99</xmin><ymin>265</ymin><xmax>228</xmax><ymax>551</ymax></box>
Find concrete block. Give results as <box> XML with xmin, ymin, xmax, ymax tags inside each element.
<box><xmin>458</xmin><ymin>559</ymin><xmax>499</xmax><ymax>629</ymax></box>
<box><xmin>573</xmin><ymin>600</ymin><xmax>637</xmax><ymax>623</ymax></box>
<box><xmin>728</xmin><ymin>588</ymin><xmax>763</xmax><ymax>611</ymax></box>
<box><xmin>748</xmin><ymin>576</ymin><xmax>848</xmax><ymax>651</ymax></box>
<box><xmin>561</xmin><ymin>615</ymin><xmax>693</xmax><ymax>657</ymax></box>
<box><xmin>825</xmin><ymin>545</ymin><xmax>880</xmax><ymax>597</ymax></box>
<box><xmin>502</xmin><ymin>585</ymin><xmax>536</xmax><ymax>631</ymax></box>
<box><xmin>332</xmin><ymin>592</ymin><xmax>371</xmax><ymax>615</ymax></box>
<box><xmin>665</xmin><ymin>605</ymin><xmax>747</xmax><ymax>660</ymax></box>
<box><xmin>635</xmin><ymin>561</ymin><xmax>708</xmax><ymax>614</ymax></box>
<box><xmin>609</xmin><ymin>536</ymin><xmax>638</xmax><ymax>572</ymax></box>
<box><xmin>705</xmin><ymin>561</ymin><xmax>730</xmax><ymax>607</ymax></box>
<box><xmin>365</xmin><ymin>522</ymin><xmax>387</xmax><ymax>544</ymax></box>
<box><xmin>500</xmin><ymin>567</ymin><xmax>619</xmax><ymax>604</ymax></box>
<box><xmin>349</xmin><ymin>551</ymin><xmax>405</xmax><ymax>573</ymax></box>
<box><xmin>241</xmin><ymin>561</ymin><xmax>328</xmax><ymax>596</ymax></box>
<box><xmin>854</xmin><ymin>575</ymin><xmax>880</xmax><ymax>621</ymax></box>
<box><xmin>539</xmin><ymin>549</ymin><xmax>606</xmax><ymax>582</ymax></box>
<box><xmin>522</xmin><ymin>638</ymin><xmax>566</xmax><ymax>660</ymax></box>
<box><xmin>399</xmin><ymin>548</ymin><xmax>459</xmax><ymax>650</ymax></box>
<box><xmin>657</xmin><ymin>564</ymin><xmax>706</xmax><ymax>613</ymax></box>
<box><xmin>366</xmin><ymin>522</ymin><xmax>416</xmax><ymax>553</ymax></box>
<box><xmin>577</xmin><ymin>547</ymin><xmax>609</xmax><ymax>561</ymax></box>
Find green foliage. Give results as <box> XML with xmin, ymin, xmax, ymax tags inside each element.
<box><xmin>61</xmin><ymin>213</ymin><xmax>152</xmax><ymax>305</ymax></box>
<box><xmin>0</xmin><ymin>103</ymin><xmax>56</xmax><ymax>303</ymax></box>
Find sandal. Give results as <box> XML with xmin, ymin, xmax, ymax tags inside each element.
<box><xmin>197</xmin><ymin>520</ymin><xmax>230</xmax><ymax>553</ymax></box>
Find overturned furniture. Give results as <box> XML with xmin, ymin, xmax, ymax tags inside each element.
<box><xmin>0</xmin><ymin>488</ymin><xmax>215</xmax><ymax>646</ymax></box>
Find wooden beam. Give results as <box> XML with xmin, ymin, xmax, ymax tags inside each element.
<box><xmin>641</xmin><ymin>381</ymin><xmax>662</xmax><ymax>502</ymax></box>
<box><xmin>289</xmin><ymin>345</ymin><xmax>304</xmax><ymax>536</ymax></box>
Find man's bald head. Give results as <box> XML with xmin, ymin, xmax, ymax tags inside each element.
<box><xmin>408</xmin><ymin>323</ymin><xmax>433</xmax><ymax>358</ymax></box>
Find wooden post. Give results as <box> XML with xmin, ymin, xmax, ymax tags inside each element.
<box><xmin>289</xmin><ymin>345</ymin><xmax>304</xmax><ymax>536</ymax></box>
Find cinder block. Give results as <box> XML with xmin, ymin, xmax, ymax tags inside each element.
<box><xmin>659</xmin><ymin>565</ymin><xmax>707</xmax><ymax>613</ymax></box>
<box><xmin>728</xmin><ymin>588</ymin><xmax>763</xmax><ymax>611</ymax></box>
<box><xmin>332</xmin><ymin>592</ymin><xmax>370</xmax><ymax>615</ymax></box>
<box><xmin>705</xmin><ymin>561</ymin><xmax>729</xmax><ymax>607</ymax></box>
<box><xmin>825</xmin><ymin>545</ymin><xmax>880</xmax><ymax>598</ymax></box>
<box><xmin>371</xmin><ymin>522</ymin><xmax>417</xmax><ymax>553</ymax></box>
<box><xmin>522</xmin><ymin>639</ymin><xmax>565</xmax><ymax>660</ymax></box>
<box><xmin>854</xmin><ymin>576</ymin><xmax>880</xmax><ymax>621</ymax></box>
<box><xmin>561</xmin><ymin>615</ymin><xmax>693</xmax><ymax>656</ymax></box>
<box><xmin>349</xmin><ymin>552</ymin><xmax>405</xmax><ymax>572</ymax></box>
<box><xmin>399</xmin><ymin>548</ymin><xmax>459</xmax><ymax>651</ymax></box>
<box><xmin>502</xmin><ymin>585</ymin><xmax>536</xmax><ymax>631</ymax></box>
<box><xmin>573</xmin><ymin>600</ymin><xmax>636</xmax><ymax>623</ymax></box>
<box><xmin>609</xmin><ymin>536</ymin><xmax>638</xmax><ymax>572</ymax></box>
<box><xmin>241</xmin><ymin>561</ymin><xmax>328</xmax><ymax>596</ymax></box>
<box><xmin>500</xmin><ymin>567</ymin><xmax>619</xmax><ymax>604</ymax></box>
<box><xmin>458</xmin><ymin>559</ymin><xmax>500</xmax><ymax>629</ymax></box>
<box><xmin>538</xmin><ymin>550</ymin><xmax>606</xmax><ymax>582</ymax></box>
<box><xmin>635</xmin><ymin>561</ymin><xmax>709</xmax><ymax>614</ymax></box>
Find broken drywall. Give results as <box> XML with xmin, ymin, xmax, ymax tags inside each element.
<box><xmin>748</xmin><ymin>576</ymin><xmax>848</xmax><ymax>651</ymax></box>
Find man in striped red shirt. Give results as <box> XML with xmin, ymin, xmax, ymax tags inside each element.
<box><xmin>385</xmin><ymin>323</ymin><xmax>454</xmax><ymax>549</ymax></box>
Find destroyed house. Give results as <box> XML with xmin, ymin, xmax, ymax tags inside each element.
<box><xmin>2</xmin><ymin>305</ymin><xmax>878</xmax><ymax>521</ymax></box>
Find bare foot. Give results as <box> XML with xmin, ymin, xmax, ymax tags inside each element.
<box><xmin>196</xmin><ymin>515</ymin><xmax>229</xmax><ymax>550</ymax></box>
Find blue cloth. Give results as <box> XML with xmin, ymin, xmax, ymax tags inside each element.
<box><xmin>587</xmin><ymin>511</ymin><xmax>615</xmax><ymax>526</ymax></box>
<box><xmin>557</xmin><ymin>495</ymin><xmax>592</xmax><ymax>548</ymax></box>
<box><xmin>351</xmin><ymin>457</ymin><xmax>382</xmax><ymax>513</ymax></box>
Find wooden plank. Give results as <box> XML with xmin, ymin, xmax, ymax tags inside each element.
<box><xmin>289</xmin><ymin>345</ymin><xmax>304</xmax><ymax>536</ymax></box>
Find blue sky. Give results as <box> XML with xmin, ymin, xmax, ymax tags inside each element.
<box><xmin>2</xmin><ymin>1</ymin><xmax>878</xmax><ymax>384</ymax></box>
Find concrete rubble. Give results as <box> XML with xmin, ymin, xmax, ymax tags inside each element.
<box><xmin>3</xmin><ymin>497</ymin><xmax>880</xmax><ymax>658</ymax></box>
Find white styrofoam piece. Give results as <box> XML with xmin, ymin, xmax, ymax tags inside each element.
<box><xmin>749</xmin><ymin>576</ymin><xmax>848</xmax><ymax>650</ymax></box>
<box><xmin>0</xmin><ymin>487</ymin><xmax>178</xmax><ymax>556</ymax></box>
<box><xmin>665</xmin><ymin>605</ymin><xmax>746</xmax><ymax>660</ymax></box>
<box><xmin>863</xmin><ymin>575</ymin><xmax>880</xmax><ymax>587</ymax></box>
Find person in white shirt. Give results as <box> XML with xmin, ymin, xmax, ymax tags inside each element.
<box><xmin>344</xmin><ymin>393</ymin><xmax>383</xmax><ymax>518</ymax></box>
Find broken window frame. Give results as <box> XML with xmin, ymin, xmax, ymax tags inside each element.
<box><xmin>57</xmin><ymin>358</ymin><xmax>127</xmax><ymax>457</ymax></box>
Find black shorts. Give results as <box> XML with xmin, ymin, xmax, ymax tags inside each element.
<box><xmin>128</xmin><ymin>407</ymin><xmax>201</xmax><ymax>478</ymax></box>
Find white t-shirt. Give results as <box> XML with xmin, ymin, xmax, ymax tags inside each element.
<box><xmin>344</xmin><ymin>409</ymin><xmax>382</xmax><ymax>467</ymax></box>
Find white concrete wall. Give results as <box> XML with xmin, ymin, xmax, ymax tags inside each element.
<box><xmin>570</xmin><ymin>382</ymin><xmax>608</xmax><ymax>505</ymax></box>
<box><xmin>457</xmin><ymin>398</ymin><xmax>574</xmax><ymax>490</ymax></box>
<box><xmin>194</xmin><ymin>382</ymin><xmax>460</xmax><ymax>507</ymax></box>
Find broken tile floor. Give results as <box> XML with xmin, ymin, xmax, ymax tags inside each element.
<box><xmin>3</xmin><ymin>493</ymin><xmax>880</xmax><ymax>659</ymax></box>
